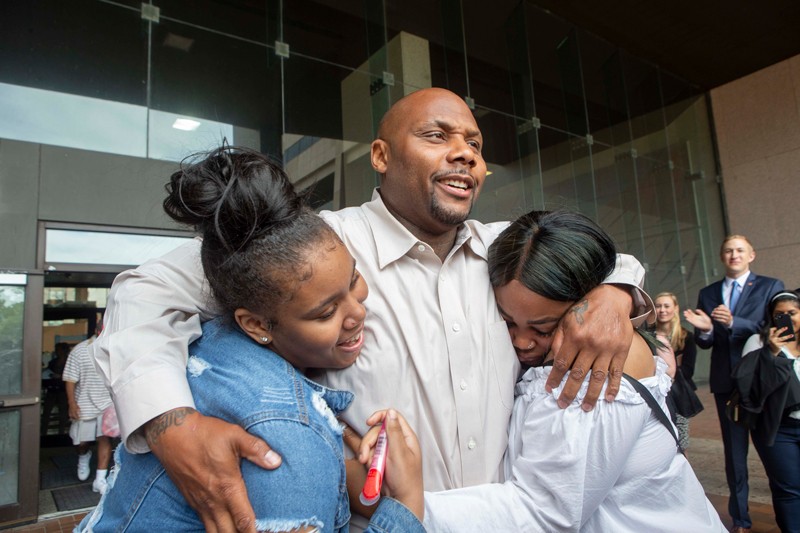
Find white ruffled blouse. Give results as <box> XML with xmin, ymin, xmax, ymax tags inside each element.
<box><xmin>424</xmin><ymin>358</ymin><xmax>725</xmax><ymax>532</ymax></box>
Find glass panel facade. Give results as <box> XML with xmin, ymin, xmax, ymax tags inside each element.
<box><xmin>0</xmin><ymin>0</ymin><xmax>726</xmax><ymax>308</ymax></box>
<box><xmin>0</xmin><ymin>410</ymin><xmax>21</xmax><ymax>505</ymax></box>
<box><xmin>44</xmin><ymin>229</ymin><xmax>192</xmax><ymax>266</ymax></box>
<box><xmin>0</xmin><ymin>286</ymin><xmax>25</xmax><ymax>396</ymax></box>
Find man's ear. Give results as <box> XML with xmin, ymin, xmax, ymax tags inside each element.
<box><xmin>371</xmin><ymin>139</ymin><xmax>389</xmax><ymax>174</ymax></box>
<box><xmin>234</xmin><ymin>308</ymin><xmax>272</xmax><ymax>345</ymax></box>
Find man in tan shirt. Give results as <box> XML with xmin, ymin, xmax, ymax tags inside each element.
<box><xmin>95</xmin><ymin>88</ymin><xmax>651</xmax><ymax>532</ymax></box>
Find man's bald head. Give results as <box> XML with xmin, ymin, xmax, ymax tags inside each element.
<box><xmin>370</xmin><ymin>86</ymin><xmax>487</xmax><ymax>239</ymax></box>
<box><xmin>377</xmin><ymin>88</ymin><xmax>473</xmax><ymax>142</ymax></box>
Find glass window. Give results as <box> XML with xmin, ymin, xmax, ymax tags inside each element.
<box><xmin>44</xmin><ymin>229</ymin><xmax>191</xmax><ymax>266</ymax></box>
<box><xmin>0</xmin><ymin>285</ymin><xmax>25</xmax><ymax>396</ymax></box>
<box><xmin>0</xmin><ymin>410</ymin><xmax>20</xmax><ymax>505</ymax></box>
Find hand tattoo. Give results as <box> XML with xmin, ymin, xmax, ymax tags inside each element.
<box><xmin>570</xmin><ymin>299</ymin><xmax>589</xmax><ymax>325</ymax></box>
<box><xmin>145</xmin><ymin>407</ymin><xmax>197</xmax><ymax>447</ymax></box>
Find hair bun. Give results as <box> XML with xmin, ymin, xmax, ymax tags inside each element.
<box><xmin>163</xmin><ymin>145</ymin><xmax>303</xmax><ymax>252</ymax></box>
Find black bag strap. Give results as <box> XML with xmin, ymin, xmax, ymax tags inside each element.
<box><xmin>623</xmin><ymin>373</ymin><xmax>684</xmax><ymax>455</ymax></box>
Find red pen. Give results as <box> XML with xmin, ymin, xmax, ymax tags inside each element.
<box><xmin>359</xmin><ymin>420</ymin><xmax>388</xmax><ymax>506</ymax></box>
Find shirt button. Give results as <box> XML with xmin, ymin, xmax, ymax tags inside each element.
<box><xmin>417</xmin><ymin>244</ymin><xmax>425</xmax><ymax>252</ymax></box>
<box><xmin>468</xmin><ymin>438</ymin><xmax>477</xmax><ymax>450</ymax></box>
<box><xmin>460</xmin><ymin>380</ymin><xmax>467</xmax><ymax>391</ymax></box>
<box><xmin>452</xmin><ymin>323</ymin><xmax>461</xmax><ymax>332</ymax></box>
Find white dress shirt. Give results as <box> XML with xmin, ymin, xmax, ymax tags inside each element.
<box><xmin>423</xmin><ymin>358</ymin><xmax>726</xmax><ymax>532</ymax></box>
<box><xmin>94</xmin><ymin>189</ymin><xmax>652</xmax><ymax>491</ymax></box>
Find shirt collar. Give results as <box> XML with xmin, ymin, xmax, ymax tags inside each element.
<box><xmin>725</xmin><ymin>271</ymin><xmax>751</xmax><ymax>288</ymax></box>
<box><xmin>362</xmin><ymin>189</ymin><xmax>487</xmax><ymax>268</ymax></box>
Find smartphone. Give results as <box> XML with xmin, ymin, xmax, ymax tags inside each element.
<box><xmin>774</xmin><ymin>313</ymin><xmax>796</xmax><ymax>341</ymax></box>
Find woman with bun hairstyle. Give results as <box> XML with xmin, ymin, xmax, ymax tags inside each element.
<box><xmin>78</xmin><ymin>146</ymin><xmax>424</xmax><ymax>532</ymax></box>
<box><xmin>655</xmin><ymin>291</ymin><xmax>699</xmax><ymax>449</ymax></box>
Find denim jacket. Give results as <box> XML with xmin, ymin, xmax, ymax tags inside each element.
<box><xmin>78</xmin><ymin>318</ymin><xmax>423</xmax><ymax>532</ymax></box>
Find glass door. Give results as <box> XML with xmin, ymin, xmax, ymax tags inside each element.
<box><xmin>0</xmin><ymin>273</ymin><xmax>43</xmax><ymax>527</ymax></box>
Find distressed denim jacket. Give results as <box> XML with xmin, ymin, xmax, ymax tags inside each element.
<box><xmin>78</xmin><ymin>318</ymin><xmax>424</xmax><ymax>532</ymax></box>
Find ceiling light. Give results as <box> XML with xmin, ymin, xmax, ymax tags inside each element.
<box><xmin>172</xmin><ymin>118</ymin><xmax>201</xmax><ymax>131</ymax></box>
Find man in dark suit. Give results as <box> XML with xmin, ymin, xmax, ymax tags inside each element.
<box><xmin>685</xmin><ymin>235</ymin><xmax>784</xmax><ymax>533</ymax></box>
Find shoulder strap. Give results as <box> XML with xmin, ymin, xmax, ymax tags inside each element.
<box><xmin>623</xmin><ymin>373</ymin><xmax>684</xmax><ymax>455</ymax></box>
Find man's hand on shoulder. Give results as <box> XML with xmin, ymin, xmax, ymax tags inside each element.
<box><xmin>145</xmin><ymin>408</ymin><xmax>282</xmax><ymax>533</ymax></box>
<box><xmin>545</xmin><ymin>284</ymin><xmax>634</xmax><ymax>411</ymax></box>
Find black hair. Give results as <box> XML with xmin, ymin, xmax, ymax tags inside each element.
<box><xmin>163</xmin><ymin>145</ymin><xmax>339</xmax><ymax>319</ymax></box>
<box><xmin>488</xmin><ymin>210</ymin><xmax>616</xmax><ymax>301</ymax></box>
<box><xmin>760</xmin><ymin>289</ymin><xmax>800</xmax><ymax>343</ymax></box>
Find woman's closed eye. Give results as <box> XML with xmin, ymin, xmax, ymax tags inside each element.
<box><xmin>318</xmin><ymin>305</ymin><xmax>337</xmax><ymax>320</ymax></box>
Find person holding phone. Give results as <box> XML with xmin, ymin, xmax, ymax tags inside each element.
<box><xmin>740</xmin><ymin>289</ymin><xmax>800</xmax><ymax>533</ymax></box>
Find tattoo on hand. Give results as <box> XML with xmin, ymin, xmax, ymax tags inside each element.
<box><xmin>571</xmin><ymin>299</ymin><xmax>588</xmax><ymax>325</ymax></box>
<box><xmin>145</xmin><ymin>407</ymin><xmax>197</xmax><ymax>447</ymax></box>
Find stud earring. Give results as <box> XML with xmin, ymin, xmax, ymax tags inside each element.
<box><xmin>260</xmin><ymin>336</ymin><xmax>269</xmax><ymax>343</ymax></box>
<box><xmin>527</xmin><ymin>341</ymin><xmax>535</xmax><ymax>350</ymax></box>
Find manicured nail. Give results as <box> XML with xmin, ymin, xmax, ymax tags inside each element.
<box><xmin>265</xmin><ymin>450</ymin><xmax>281</xmax><ymax>466</ymax></box>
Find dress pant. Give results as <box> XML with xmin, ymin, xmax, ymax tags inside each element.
<box><xmin>752</xmin><ymin>420</ymin><xmax>800</xmax><ymax>533</ymax></box>
<box><xmin>714</xmin><ymin>393</ymin><xmax>752</xmax><ymax>528</ymax></box>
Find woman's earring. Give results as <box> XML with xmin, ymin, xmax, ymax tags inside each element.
<box><xmin>260</xmin><ymin>336</ymin><xmax>269</xmax><ymax>344</ymax></box>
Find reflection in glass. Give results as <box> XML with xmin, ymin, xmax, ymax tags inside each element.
<box><xmin>0</xmin><ymin>82</ymin><xmax>146</xmax><ymax>158</ymax></box>
<box><xmin>148</xmin><ymin>110</ymin><xmax>235</xmax><ymax>162</ymax></box>
<box><xmin>45</xmin><ymin>230</ymin><xmax>191</xmax><ymax>266</ymax></box>
<box><xmin>0</xmin><ymin>286</ymin><xmax>25</xmax><ymax>396</ymax></box>
<box><xmin>0</xmin><ymin>410</ymin><xmax>21</xmax><ymax>505</ymax></box>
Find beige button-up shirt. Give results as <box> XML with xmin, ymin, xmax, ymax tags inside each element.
<box><xmin>94</xmin><ymin>190</ymin><xmax>650</xmax><ymax>491</ymax></box>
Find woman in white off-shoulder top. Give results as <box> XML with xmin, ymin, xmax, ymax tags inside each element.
<box><xmin>420</xmin><ymin>210</ymin><xmax>725</xmax><ymax>533</ymax></box>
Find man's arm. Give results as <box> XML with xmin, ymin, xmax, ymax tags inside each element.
<box><xmin>545</xmin><ymin>253</ymin><xmax>652</xmax><ymax>410</ymax></box>
<box><xmin>95</xmin><ymin>239</ymin><xmax>280</xmax><ymax>533</ymax></box>
<box><xmin>93</xmin><ymin>239</ymin><xmax>208</xmax><ymax>451</ymax></box>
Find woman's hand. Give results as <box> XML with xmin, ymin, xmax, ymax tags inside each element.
<box><xmin>144</xmin><ymin>408</ymin><xmax>282</xmax><ymax>533</ymax></box>
<box><xmin>767</xmin><ymin>326</ymin><xmax>794</xmax><ymax>355</ymax></box>
<box><xmin>341</xmin><ymin>423</ymin><xmax>378</xmax><ymax>519</ymax></box>
<box><xmin>359</xmin><ymin>409</ymin><xmax>424</xmax><ymax>521</ymax></box>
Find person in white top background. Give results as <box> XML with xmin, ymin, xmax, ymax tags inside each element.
<box><xmin>63</xmin><ymin>324</ymin><xmax>113</xmax><ymax>495</ymax></box>
<box><xmin>94</xmin><ymin>87</ymin><xmax>652</xmax><ymax>532</ymax></box>
<box><xmin>684</xmin><ymin>235</ymin><xmax>784</xmax><ymax>533</ymax></box>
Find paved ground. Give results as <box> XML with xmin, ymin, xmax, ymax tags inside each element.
<box><xmin>687</xmin><ymin>384</ymin><xmax>779</xmax><ymax>532</ymax></box>
<box><xmin>6</xmin><ymin>382</ymin><xmax>780</xmax><ymax>532</ymax></box>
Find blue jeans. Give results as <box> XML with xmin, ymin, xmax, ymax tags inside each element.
<box><xmin>753</xmin><ymin>421</ymin><xmax>800</xmax><ymax>533</ymax></box>
<box><xmin>77</xmin><ymin>318</ymin><xmax>423</xmax><ymax>532</ymax></box>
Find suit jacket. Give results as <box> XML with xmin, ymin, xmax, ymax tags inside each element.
<box><xmin>695</xmin><ymin>272</ymin><xmax>784</xmax><ymax>394</ymax></box>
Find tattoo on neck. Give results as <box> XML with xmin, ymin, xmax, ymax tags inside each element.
<box><xmin>145</xmin><ymin>407</ymin><xmax>196</xmax><ymax>446</ymax></box>
<box><xmin>571</xmin><ymin>299</ymin><xmax>589</xmax><ymax>325</ymax></box>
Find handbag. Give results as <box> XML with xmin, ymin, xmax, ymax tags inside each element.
<box><xmin>670</xmin><ymin>368</ymin><xmax>704</xmax><ymax>418</ymax></box>
<box><xmin>101</xmin><ymin>403</ymin><xmax>120</xmax><ymax>437</ymax></box>
<box><xmin>725</xmin><ymin>388</ymin><xmax>759</xmax><ymax>429</ymax></box>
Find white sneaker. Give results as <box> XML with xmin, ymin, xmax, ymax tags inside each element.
<box><xmin>77</xmin><ymin>451</ymin><xmax>92</xmax><ymax>481</ymax></box>
<box><xmin>92</xmin><ymin>477</ymin><xmax>108</xmax><ymax>495</ymax></box>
